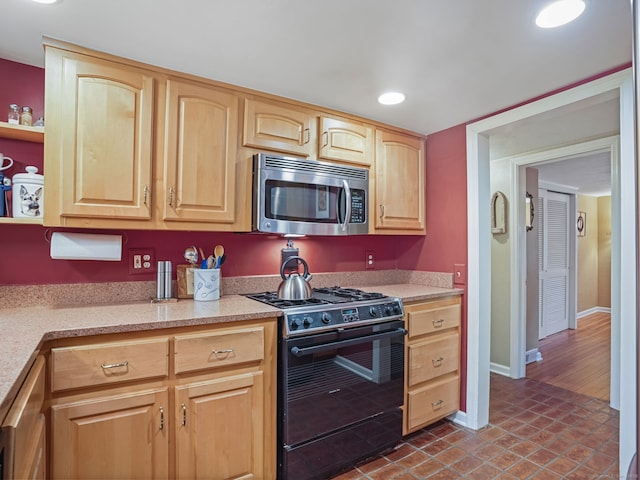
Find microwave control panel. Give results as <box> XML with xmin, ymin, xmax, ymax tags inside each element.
<box><xmin>350</xmin><ymin>190</ymin><xmax>366</xmax><ymax>223</ymax></box>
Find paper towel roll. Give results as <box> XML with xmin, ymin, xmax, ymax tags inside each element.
<box><xmin>50</xmin><ymin>232</ymin><xmax>122</xmax><ymax>261</ymax></box>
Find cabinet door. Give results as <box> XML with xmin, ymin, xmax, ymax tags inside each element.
<box><xmin>51</xmin><ymin>388</ymin><xmax>169</xmax><ymax>479</ymax></box>
<box><xmin>163</xmin><ymin>79</ymin><xmax>239</xmax><ymax>225</ymax></box>
<box><xmin>318</xmin><ymin>116</ymin><xmax>373</xmax><ymax>166</ymax></box>
<box><xmin>2</xmin><ymin>356</ymin><xmax>46</xmax><ymax>480</ymax></box>
<box><xmin>243</xmin><ymin>98</ymin><xmax>315</xmax><ymax>157</ymax></box>
<box><xmin>175</xmin><ymin>372</ymin><xmax>264</xmax><ymax>480</ymax></box>
<box><xmin>47</xmin><ymin>49</ymin><xmax>154</xmax><ymax>221</ymax></box>
<box><xmin>374</xmin><ymin>130</ymin><xmax>426</xmax><ymax>233</ymax></box>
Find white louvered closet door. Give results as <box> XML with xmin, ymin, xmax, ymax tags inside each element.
<box><xmin>538</xmin><ymin>189</ymin><xmax>571</xmax><ymax>339</ymax></box>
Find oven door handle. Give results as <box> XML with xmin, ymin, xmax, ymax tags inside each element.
<box><xmin>290</xmin><ymin>328</ymin><xmax>407</xmax><ymax>357</ymax></box>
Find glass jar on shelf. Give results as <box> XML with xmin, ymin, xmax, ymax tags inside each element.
<box><xmin>7</xmin><ymin>104</ymin><xmax>20</xmax><ymax>124</ymax></box>
<box><xmin>19</xmin><ymin>106</ymin><xmax>33</xmax><ymax>126</ymax></box>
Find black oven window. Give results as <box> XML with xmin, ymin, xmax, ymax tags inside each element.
<box><xmin>265</xmin><ymin>180</ymin><xmax>339</xmax><ymax>223</ymax></box>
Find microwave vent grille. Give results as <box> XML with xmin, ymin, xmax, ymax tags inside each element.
<box><xmin>264</xmin><ymin>156</ymin><xmax>368</xmax><ymax>181</ymax></box>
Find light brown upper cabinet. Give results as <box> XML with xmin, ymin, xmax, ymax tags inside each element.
<box><xmin>373</xmin><ymin>129</ymin><xmax>426</xmax><ymax>234</ymax></box>
<box><xmin>162</xmin><ymin>78</ymin><xmax>238</xmax><ymax>226</ymax></box>
<box><xmin>44</xmin><ymin>47</ymin><xmax>155</xmax><ymax>225</ymax></box>
<box><xmin>243</xmin><ymin>97</ymin><xmax>316</xmax><ymax>157</ymax></box>
<box><xmin>318</xmin><ymin>116</ymin><xmax>373</xmax><ymax>167</ymax></box>
<box><xmin>44</xmin><ymin>41</ymin><xmax>248</xmax><ymax>231</ymax></box>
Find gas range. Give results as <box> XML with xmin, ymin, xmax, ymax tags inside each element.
<box><xmin>245</xmin><ymin>286</ymin><xmax>404</xmax><ymax>337</ymax></box>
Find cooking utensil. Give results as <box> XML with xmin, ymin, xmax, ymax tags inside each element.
<box><xmin>184</xmin><ymin>246</ymin><xmax>199</xmax><ymax>266</ymax></box>
<box><xmin>206</xmin><ymin>255</ymin><xmax>214</xmax><ymax>269</ymax></box>
<box><xmin>213</xmin><ymin>244</ymin><xmax>225</xmax><ymax>268</ymax></box>
<box><xmin>277</xmin><ymin>256</ymin><xmax>312</xmax><ymax>300</ymax></box>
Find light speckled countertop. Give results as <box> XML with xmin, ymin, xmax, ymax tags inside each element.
<box><xmin>0</xmin><ymin>280</ymin><xmax>462</xmax><ymax>424</ymax></box>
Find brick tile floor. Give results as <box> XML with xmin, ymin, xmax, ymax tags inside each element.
<box><xmin>332</xmin><ymin>374</ymin><xmax>619</xmax><ymax>479</ymax></box>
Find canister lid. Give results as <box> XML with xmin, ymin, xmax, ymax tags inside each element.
<box><xmin>12</xmin><ymin>166</ymin><xmax>44</xmax><ymax>185</ymax></box>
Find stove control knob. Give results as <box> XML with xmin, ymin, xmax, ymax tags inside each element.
<box><xmin>393</xmin><ymin>304</ymin><xmax>401</xmax><ymax>314</ymax></box>
<box><xmin>290</xmin><ymin>319</ymin><xmax>301</xmax><ymax>330</ymax></box>
<box><xmin>385</xmin><ymin>305</ymin><xmax>392</xmax><ymax>315</ymax></box>
<box><xmin>369</xmin><ymin>307</ymin><xmax>378</xmax><ymax>317</ymax></box>
<box><xmin>303</xmin><ymin>316</ymin><xmax>313</xmax><ymax>328</ymax></box>
<box><xmin>321</xmin><ymin>312</ymin><xmax>332</xmax><ymax>324</ymax></box>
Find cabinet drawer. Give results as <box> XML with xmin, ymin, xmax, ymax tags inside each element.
<box><xmin>407</xmin><ymin>375</ymin><xmax>459</xmax><ymax>432</ymax></box>
<box><xmin>50</xmin><ymin>338</ymin><xmax>169</xmax><ymax>392</ymax></box>
<box><xmin>174</xmin><ymin>326</ymin><xmax>264</xmax><ymax>374</ymax></box>
<box><xmin>406</xmin><ymin>300</ymin><xmax>460</xmax><ymax>337</ymax></box>
<box><xmin>408</xmin><ymin>332</ymin><xmax>459</xmax><ymax>386</ymax></box>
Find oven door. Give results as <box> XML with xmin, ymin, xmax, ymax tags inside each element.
<box><xmin>279</xmin><ymin>320</ymin><xmax>405</xmax><ymax>479</ymax></box>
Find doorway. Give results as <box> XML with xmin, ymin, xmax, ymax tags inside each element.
<box><xmin>463</xmin><ymin>69</ymin><xmax>635</xmax><ymax>473</ymax></box>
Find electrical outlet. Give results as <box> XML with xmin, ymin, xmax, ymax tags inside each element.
<box><xmin>129</xmin><ymin>248</ymin><xmax>156</xmax><ymax>275</ymax></box>
<box><xmin>454</xmin><ymin>263</ymin><xmax>466</xmax><ymax>285</ymax></box>
<box><xmin>365</xmin><ymin>251</ymin><xmax>375</xmax><ymax>270</ymax></box>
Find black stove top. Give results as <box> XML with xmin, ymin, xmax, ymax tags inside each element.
<box><xmin>245</xmin><ymin>286</ymin><xmax>403</xmax><ymax>337</ymax></box>
<box><xmin>244</xmin><ymin>286</ymin><xmax>385</xmax><ymax>309</ymax></box>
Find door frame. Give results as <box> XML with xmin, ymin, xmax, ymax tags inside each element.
<box><xmin>464</xmin><ymin>68</ymin><xmax>635</xmax><ymax>474</ymax></box>
<box><xmin>508</xmin><ymin>137</ymin><xmax>617</xmax><ymax>378</ymax></box>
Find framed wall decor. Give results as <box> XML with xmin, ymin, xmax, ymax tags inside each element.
<box><xmin>577</xmin><ymin>211</ymin><xmax>586</xmax><ymax>237</ymax></box>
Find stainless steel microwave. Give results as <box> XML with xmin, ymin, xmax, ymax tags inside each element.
<box><xmin>252</xmin><ymin>153</ymin><xmax>369</xmax><ymax>236</ymax></box>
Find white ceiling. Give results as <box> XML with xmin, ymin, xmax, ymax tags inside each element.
<box><xmin>0</xmin><ymin>0</ymin><xmax>632</xmax><ymax>136</ymax></box>
<box><xmin>536</xmin><ymin>152</ymin><xmax>612</xmax><ymax>196</ymax></box>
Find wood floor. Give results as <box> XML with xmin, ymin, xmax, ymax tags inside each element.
<box><xmin>526</xmin><ymin>311</ymin><xmax>611</xmax><ymax>401</ymax></box>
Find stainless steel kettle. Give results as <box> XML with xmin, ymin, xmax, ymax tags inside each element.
<box><xmin>277</xmin><ymin>256</ymin><xmax>313</xmax><ymax>300</ymax></box>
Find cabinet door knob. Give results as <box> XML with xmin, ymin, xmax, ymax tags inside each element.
<box><xmin>181</xmin><ymin>403</ymin><xmax>187</xmax><ymax>427</ymax></box>
<box><xmin>143</xmin><ymin>185</ymin><xmax>149</xmax><ymax>206</ymax></box>
<box><xmin>159</xmin><ymin>406</ymin><xmax>165</xmax><ymax>430</ymax></box>
<box><xmin>168</xmin><ymin>186</ymin><xmax>175</xmax><ymax>207</ymax></box>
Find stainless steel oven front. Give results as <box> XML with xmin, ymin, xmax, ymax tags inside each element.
<box><xmin>278</xmin><ymin>319</ymin><xmax>406</xmax><ymax>480</ymax></box>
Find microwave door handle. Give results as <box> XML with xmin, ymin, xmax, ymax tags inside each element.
<box><xmin>340</xmin><ymin>180</ymin><xmax>351</xmax><ymax>232</ymax></box>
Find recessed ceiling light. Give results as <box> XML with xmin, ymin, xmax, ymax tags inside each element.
<box><xmin>378</xmin><ymin>92</ymin><xmax>405</xmax><ymax>105</ymax></box>
<box><xmin>32</xmin><ymin>0</ymin><xmax>61</xmax><ymax>4</ymax></box>
<box><xmin>536</xmin><ymin>0</ymin><xmax>585</xmax><ymax>28</ymax></box>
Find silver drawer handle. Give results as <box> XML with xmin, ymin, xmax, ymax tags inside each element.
<box><xmin>212</xmin><ymin>349</ymin><xmax>233</xmax><ymax>355</ymax></box>
<box><xmin>431</xmin><ymin>399</ymin><xmax>444</xmax><ymax>408</ymax></box>
<box><xmin>101</xmin><ymin>361</ymin><xmax>129</xmax><ymax>369</ymax></box>
<box><xmin>432</xmin><ymin>319</ymin><xmax>445</xmax><ymax>328</ymax></box>
<box><xmin>432</xmin><ymin>357</ymin><xmax>444</xmax><ymax>367</ymax></box>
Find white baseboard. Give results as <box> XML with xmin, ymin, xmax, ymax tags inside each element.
<box><xmin>489</xmin><ymin>362</ymin><xmax>511</xmax><ymax>377</ymax></box>
<box><xmin>450</xmin><ymin>410</ymin><xmax>469</xmax><ymax>428</ymax></box>
<box><xmin>525</xmin><ymin>348</ymin><xmax>543</xmax><ymax>364</ymax></box>
<box><xmin>577</xmin><ymin>306</ymin><xmax>611</xmax><ymax>319</ymax></box>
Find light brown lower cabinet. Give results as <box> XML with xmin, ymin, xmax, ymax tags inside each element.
<box><xmin>45</xmin><ymin>318</ymin><xmax>276</xmax><ymax>480</ymax></box>
<box><xmin>51</xmin><ymin>388</ymin><xmax>170</xmax><ymax>479</ymax></box>
<box><xmin>403</xmin><ymin>296</ymin><xmax>461</xmax><ymax>435</ymax></box>
<box><xmin>175</xmin><ymin>373</ymin><xmax>264</xmax><ymax>479</ymax></box>
<box><xmin>1</xmin><ymin>356</ymin><xmax>47</xmax><ymax>480</ymax></box>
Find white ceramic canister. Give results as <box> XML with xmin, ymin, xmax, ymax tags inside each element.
<box><xmin>12</xmin><ymin>166</ymin><xmax>44</xmax><ymax>218</ymax></box>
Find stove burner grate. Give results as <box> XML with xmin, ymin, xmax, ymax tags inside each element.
<box><xmin>244</xmin><ymin>286</ymin><xmax>386</xmax><ymax>309</ymax></box>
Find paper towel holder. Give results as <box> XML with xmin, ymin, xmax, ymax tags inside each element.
<box><xmin>49</xmin><ymin>231</ymin><xmax>124</xmax><ymax>261</ymax></box>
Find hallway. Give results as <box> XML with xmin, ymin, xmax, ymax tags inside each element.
<box><xmin>526</xmin><ymin>311</ymin><xmax>611</xmax><ymax>401</ymax></box>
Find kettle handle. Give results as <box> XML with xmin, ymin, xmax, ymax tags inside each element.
<box><xmin>280</xmin><ymin>256</ymin><xmax>309</xmax><ymax>280</ymax></box>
